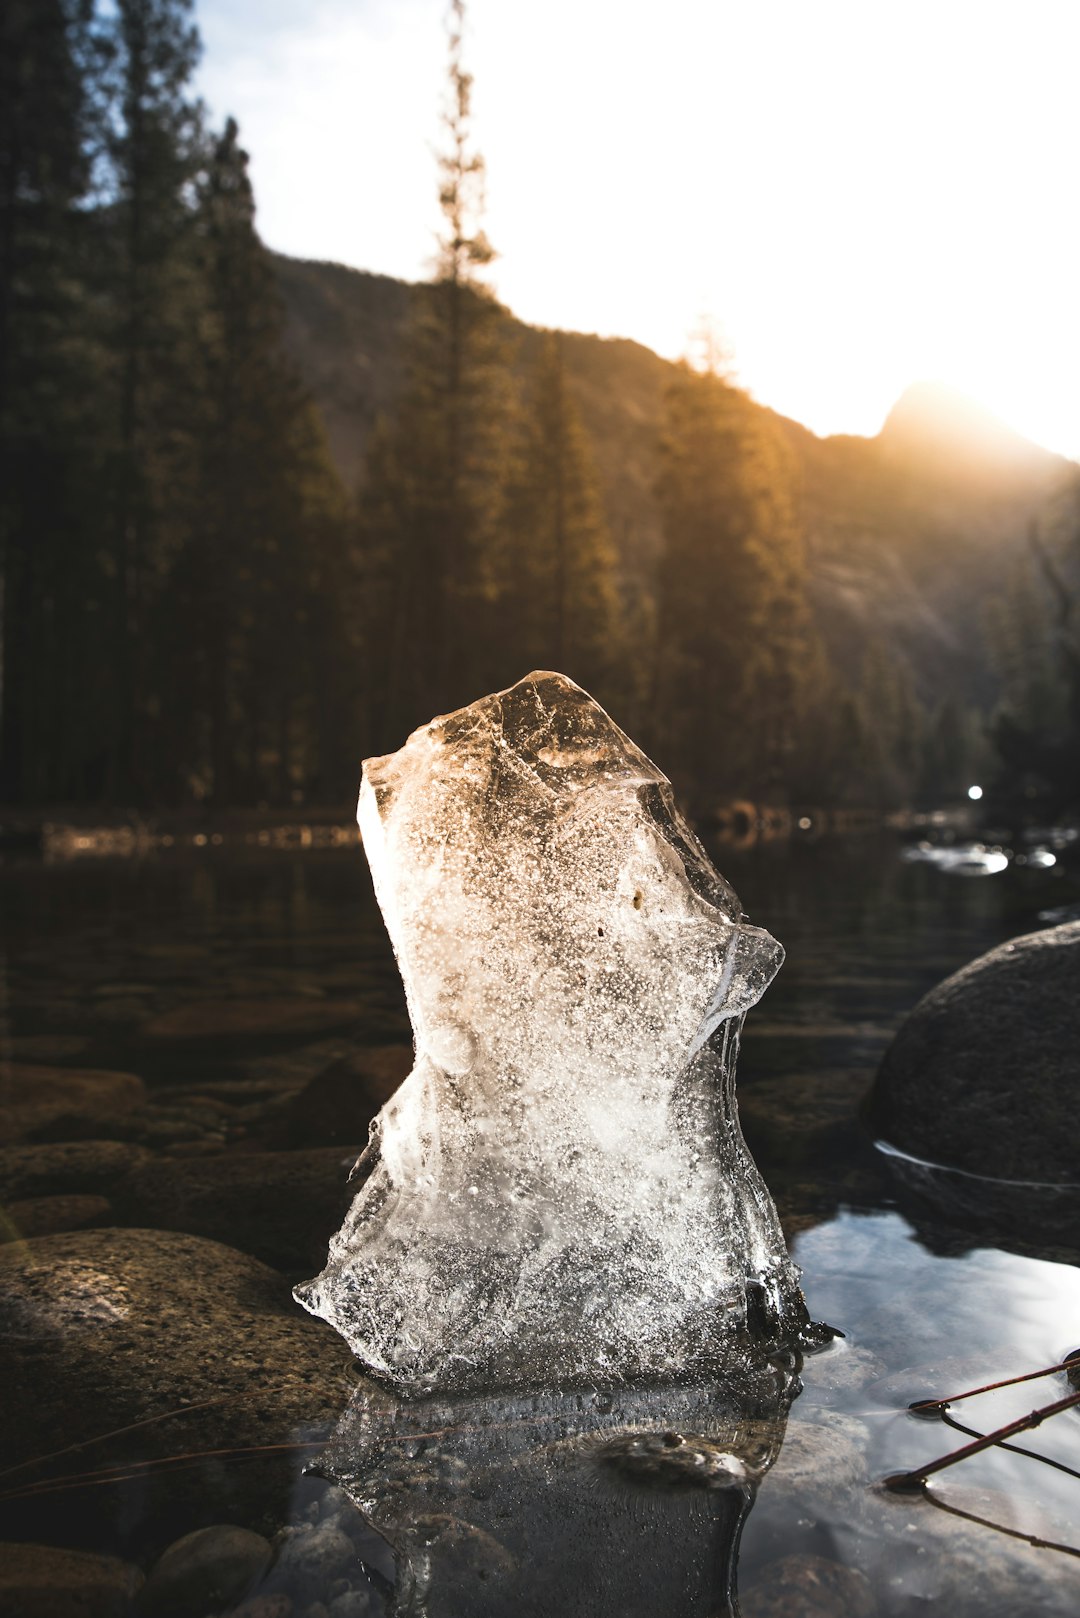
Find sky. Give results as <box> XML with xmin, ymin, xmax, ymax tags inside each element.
<box><xmin>196</xmin><ymin>0</ymin><xmax>1080</xmax><ymax>460</ymax></box>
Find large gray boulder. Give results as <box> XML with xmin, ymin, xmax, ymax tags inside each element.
<box><xmin>869</xmin><ymin>921</ymin><xmax>1080</xmax><ymax>1185</ymax></box>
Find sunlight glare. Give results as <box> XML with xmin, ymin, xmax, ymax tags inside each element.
<box><xmin>197</xmin><ymin>0</ymin><xmax>1080</xmax><ymax>460</ymax></box>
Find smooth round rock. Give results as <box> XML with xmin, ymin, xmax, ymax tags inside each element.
<box><xmin>869</xmin><ymin>922</ymin><xmax>1080</xmax><ymax>1183</ymax></box>
<box><xmin>0</xmin><ymin>1141</ymin><xmax>152</xmax><ymax>1202</ymax></box>
<box><xmin>743</xmin><ymin>1553</ymin><xmax>876</xmax><ymax>1618</ymax></box>
<box><xmin>0</xmin><ymin>1541</ymin><xmax>142</xmax><ymax>1618</ymax></box>
<box><xmin>2</xmin><ymin>1193</ymin><xmax>112</xmax><ymax>1241</ymax></box>
<box><xmin>262</xmin><ymin>1046</ymin><xmax>412</xmax><ymax>1149</ymax></box>
<box><xmin>231</xmin><ymin>1597</ymin><xmax>294</xmax><ymax>1618</ymax></box>
<box><xmin>0</xmin><ymin>1229</ymin><xmax>350</xmax><ymax>1548</ymax></box>
<box><xmin>140</xmin><ymin>1525</ymin><xmax>272</xmax><ymax>1617</ymax></box>
<box><xmin>115</xmin><ymin>1149</ymin><xmax>357</xmax><ymax>1270</ymax></box>
<box><xmin>327</xmin><ymin>1592</ymin><xmax>372</xmax><ymax>1618</ymax></box>
<box><xmin>275</xmin><ymin>1522</ymin><xmax>357</xmax><ymax>1583</ymax></box>
<box><xmin>758</xmin><ymin>1420</ymin><xmax>867</xmax><ymax>1508</ymax></box>
<box><xmin>0</xmin><ymin>1065</ymin><xmax>145</xmax><ymax>1146</ymax></box>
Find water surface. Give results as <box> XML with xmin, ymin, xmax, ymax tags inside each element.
<box><xmin>1</xmin><ymin>832</ymin><xmax>1077</xmax><ymax>1615</ymax></box>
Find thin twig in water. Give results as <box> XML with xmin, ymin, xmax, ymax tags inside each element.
<box><xmin>920</xmin><ymin>1485</ymin><xmax>1080</xmax><ymax>1561</ymax></box>
<box><xmin>908</xmin><ymin>1356</ymin><xmax>1078</xmax><ymax>1417</ymax></box>
<box><xmin>0</xmin><ymin>1383</ymin><xmax>310</xmax><ymax>1484</ymax></box>
<box><xmin>884</xmin><ymin>1387</ymin><xmax>1080</xmax><ymax>1493</ymax></box>
<box><xmin>0</xmin><ymin>1440</ymin><xmax>328</xmax><ymax>1504</ymax></box>
<box><xmin>936</xmin><ymin>1406</ymin><xmax>1080</xmax><ymax>1485</ymax></box>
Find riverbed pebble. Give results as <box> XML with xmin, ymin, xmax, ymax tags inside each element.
<box><xmin>0</xmin><ymin>1140</ymin><xmax>152</xmax><ymax>1201</ymax></box>
<box><xmin>139</xmin><ymin>1525</ymin><xmax>272</xmax><ymax>1617</ymax></box>
<box><xmin>0</xmin><ymin>1064</ymin><xmax>146</xmax><ymax>1145</ymax></box>
<box><xmin>274</xmin><ymin>1521</ymin><xmax>359</xmax><ymax>1583</ymax></box>
<box><xmin>742</xmin><ymin>1552</ymin><xmax>877</xmax><ymax>1618</ymax></box>
<box><xmin>0</xmin><ymin>1541</ymin><xmax>143</xmax><ymax>1618</ymax></box>
<box><xmin>2</xmin><ymin>1192</ymin><xmax>112</xmax><ymax>1239</ymax></box>
<box><xmin>261</xmin><ymin>1045</ymin><xmax>412</xmax><ymax>1149</ymax></box>
<box><xmin>326</xmin><ymin>1592</ymin><xmax>373</xmax><ymax>1618</ymax></box>
<box><xmin>141</xmin><ymin>999</ymin><xmax>366</xmax><ymax>1047</ymax></box>
<box><xmin>115</xmin><ymin>1149</ymin><xmax>358</xmax><ymax>1269</ymax></box>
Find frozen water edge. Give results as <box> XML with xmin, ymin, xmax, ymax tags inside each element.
<box><xmin>295</xmin><ymin>672</ymin><xmax>809</xmax><ymax>1392</ymax></box>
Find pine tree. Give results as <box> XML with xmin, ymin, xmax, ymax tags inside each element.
<box><xmin>359</xmin><ymin>0</ymin><xmax>513</xmax><ymax>745</ymax></box>
<box><xmin>99</xmin><ymin>0</ymin><xmax>203</xmax><ymax>796</ymax></box>
<box><xmin>499</xmin><ymin>333</ymin><xmax>622</xmax><ymax>696</ymax></box>
<box><xmin>161</xmin><ymin>117</ymin><xmax>352</xmax><ymax>805</ymax></box>
<box><xmin>0</xmin><ymin>0</ymin><xmax>108</xmax><ymax>801</ymax></box>
<box><xmin>652</xmin><ymin>359</ymin><xmax>807</xmax><ymax>803</ymax></box>
<box><xmin>984</xmin><ymin>512</ymin><xmax>1080</xmax><ymax>814</ymax></box>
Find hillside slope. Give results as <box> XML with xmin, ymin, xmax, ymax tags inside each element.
<box><xmin>274</xmin><ymin>254</ymin><xmax>1072</xmax><ymax>711</ymax></box>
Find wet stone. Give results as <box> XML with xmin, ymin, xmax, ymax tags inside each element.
<box><xmin>273</xmin><ymin>1521</ymin><xmax>359</xmax><ymax>1584</ymax></box>
<box><xmin>141</xmin><ymin>1000</ymin><xmax>366</xmax><ymax>1048</ymax></box>
<box><xmin>756</xmin><ymin>1419</ymin><xmax>867</xmax><ymax>1507</ymax></box>
<box><xmin>870</xmin><ymin>920</ymin><xmax>1080</xmax><ymax>1183</ymax></box>
<box><xmin>139</xmin><ymin>1525</ymin><xmax>272</xmax><ymax>1618</ymax></box>
<box><xmin>742</xmin><ymin>1552</ymin><xmax>878</xmax><ymax>1618</ymax></box>
<box><xmin>0</xmin><ymin>1541</ymin><xmax>143</xmax><ymax>1618</ymax></box>
<box><xmin>0</xmin><ymin>1229</ymin><xmax>350</xmax><ymax>1547</ymax></box>
<box><xmin>325</xmin><ymin>1593</ymin><xmax>372</xmax><ymax>1618</ymax></box>
<box><xmin>798</xmin><ymin>1341</ymin><xmax>885</xmax><ymax>1406</ymax></box>
<box><xmin>116</xmin><ymin>1149</ymin><xmax>358</xmax><ymax>1271</ymax></box>
<box><xmin>0</xmin><ymin>1064</ymin><xmax>146</xmax><ymax>1146</ymax></box>
<box><xmin>2</xmin><ymin>1192</ymin><xmax>112</xmax><ymax>1240</ymax></box>
<box><xmin>6</xmin><ymin>1035</ymin><xmax>92</xmax><ymax>1062</ymax></box>
<box><xmin>861</xmin><ymin>1478</ymin><xmax>1080</xmax><ymax>1616</ymax></box>
<box><xmin>231</xmin><ymin>1596</ymin><xmax>294</xmax><ymax>1618</ymax></box>
<box><xmin>0</xmin><ymin>1140</ymin><xmax>152</xmax><ymax>1201</ymax></box>
<box><xmin>261</xmin><ymin>1045</ymin><xmax>413</xmax><ymax>1149</ymax></box>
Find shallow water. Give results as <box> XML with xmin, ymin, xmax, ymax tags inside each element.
<box><xmin>1</xmin><ymin>832</ymin><xmax>1078</xmax><ymax>1615</ymax></box>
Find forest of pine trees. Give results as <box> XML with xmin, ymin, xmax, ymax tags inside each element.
<box><xmin>2</xmin><ymin>0</ymin><xmax>1074</xmax><ymax>817</ymax></box>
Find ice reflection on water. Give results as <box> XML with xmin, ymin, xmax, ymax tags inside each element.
<box><xmin>320</xmin><ymin>1365</ymin><xmax>799</xmax><ymax>1617</ymax></box>
<box><xmin>1</xmin><ymin>835</ymin><xmax>1079</xmax><ymax>1613</ymax></box>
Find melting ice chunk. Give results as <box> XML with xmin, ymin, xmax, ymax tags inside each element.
<box><xmin>295</xmin><ymin>672</ymin><xmax>807</xmax><ymax>1391</ymax></box>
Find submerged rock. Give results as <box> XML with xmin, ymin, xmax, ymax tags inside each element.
<box><xmin>116</xmin><ymin>1149</ymin><xmax>359</xmax><ymax>1271</ymax></box>
<box><xmin>141</xmin><ymin>999</ymin><xmax>365</xmax><ymax>1048</ymax></box>
<box><xmin>139</xmin><ymin>1525</ymin><xmax>272</xmax><ymax>1618</ymax></box>
<box><xmin>2</xmin><ymin>1193</ymin><xmax>112</xmax><ymax>1241</ymax></box>
<box><xmin>261</xmin><ymin>1046</ymin><xmax>412</xmax><ymax>1149</ymax></box>
<box><xmin>0</xmin><ymin>1064</ymin><xmax>145</xmax><ymax>1146</ymax></box>
<box><xmin>0</xmin><ymin>1229</ymin><xmax>349</xmax><ymax>1548</ymax></box>
<box><xmin>0</xmin><ymin>1541</ymin><xmax>143</xmax><ymax>1618</ymax></box>
<box><xmin>742</xmin><ymin>1553</ymin><xmax>877</xmax><ymax>1618</ymax></box>
<box><xmin>298</xmin><ymin>672</ymin><xmax>806</xmax><ymax>1392</ymax></box>
<box><xmin>0</xmin><ymin>1140</ymin><xmax>152</xmax><ymax>1202</ymax></box>
<box><xmin>869</xmin><ymin>921</ymin><xmax>1080</xmax><ymax>1185</ymax></box>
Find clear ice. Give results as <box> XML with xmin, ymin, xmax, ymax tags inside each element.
<box><xmin>295</xmin><ymin>671</ymin><xmax>807</xmax><ymax>1391</ymax></box>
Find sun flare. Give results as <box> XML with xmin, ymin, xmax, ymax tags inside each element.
<box><xmin>198</xmin><ymin>0</ymin><xmax>1080</xmax><ymax>460</ymax></box>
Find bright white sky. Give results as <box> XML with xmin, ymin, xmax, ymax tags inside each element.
<box><xmin>196</xmin><ymin>0</ymin><xmax>1080</xmax><ymax>460</ymax></box>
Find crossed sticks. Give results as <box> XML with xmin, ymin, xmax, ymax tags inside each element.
<box><xmin>883</xmin><ymin>1349</ymin><xmax>1080</xmax><ymax>1495</ymax></box>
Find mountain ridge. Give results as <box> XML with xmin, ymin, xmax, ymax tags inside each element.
<box><xmin>272</xmin><ymin>253</ymin><xmax>1072</xmax><ymax>713</ymax></box>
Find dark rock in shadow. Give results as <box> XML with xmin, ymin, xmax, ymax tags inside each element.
<box><xmin>114</xmin><ymin>1149</ymin><xmax>360</xmax><ymax>1272</ymax></box>
<box><xmin>259</xmin><ymin>1045</ymin><xmax>412</xmax><ymax>1150</ymax></box>
<box><xmin>868</xmin><ymin>921</ymin><xmax>1080</xmax><ymax>1186</ymax></box>
<box><xmin>0</xmin><ymin>1228</ymin><xmax>351</xmax><ymax>1555</ymax></box>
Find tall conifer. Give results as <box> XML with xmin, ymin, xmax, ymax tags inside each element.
<box><xmin>359</xmin><ymin>0</ymin><xmax>512</xmax><ymax>743</ymax></box>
